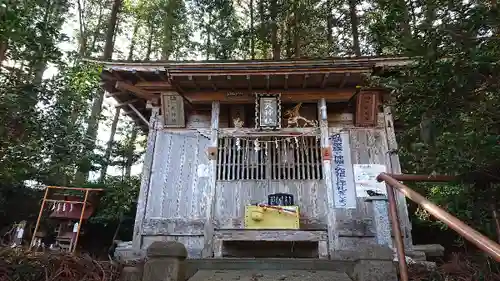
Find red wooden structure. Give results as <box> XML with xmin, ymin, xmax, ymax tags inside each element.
<box><xmin>30</xmin><ymin>186</ymin><xmax>103</xmax><ymax>253</ymax></box>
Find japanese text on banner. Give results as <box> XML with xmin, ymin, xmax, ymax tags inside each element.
<box><xmin>330</xmin><ymin>133</ymin><xmax>356</xmax><ymax>208</ymax></box>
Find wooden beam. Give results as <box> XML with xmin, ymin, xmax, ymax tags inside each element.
<box><xmin>266</xmin><ymin>75</ymin><xmax>270</xmax><ymax>91</ymax></box>
<box><xmin>189</xmin><ymin>75</ymin><xmax>201</xmax><ymax>91</ymax></box>
<box><xmin>247</xmin><ymin>75</ymin><xmax>252</xmax><ymax>91</ymax></box>
<box><xmin>123</xmin><ymin>110</ymin><xmax>149</xmax><ymax>129</ymax></box>
<box><xmin>183</xmin><ymin>88</ymin><xmax>358</xmax><ymax>104</ymax></box>
<box><xmin>115</xmin><ymin>99</ymin><xmax>138</xmax><ymax>108</ymax></box>
<box><xmin>134</xmin><ymin>81</ymin><xmax>172</xmax><ymax>89</ymax></box>
<box><xmin>167</xmin><ymin>77</ymin><xmax>193</xmax><ymax>108</ymax></box>
<box><xmin>321</xmin><ymin>73</ymin><xmax>330</xmax><ymax>88</ymax></box>
<box><xmin>111</xmin><ymin>70</ymin><xmax>125</xmax><ymax>80</ymax></box>
<box><xmin>169</xmin><ymin>68</ymin><xmax>370</xmax><ymax>76</ymax></box>
<box><xmin>208</xmin><ymin>75</ymin><xmax>217</xmax><ymax>91</ymax></box>
<box><xmin>284</xmin><ymin>75</ymin><xmax>289</xmax><ymax>90</ymax></box>
<box><xmin>115</xmin><ymin>81</ymin><xmax>156</xmax><ymax>100</ymax></box>
<box><xmin>105</xmin><ymin>92</ymin><xmax>124</xmax><ymax>98</ymax></box>
<box><xmin>226</xmin><ymin>75</ymin><xmax>236</xmax><ymax>92</ymax></box>
<box><xmin>155</xmin><ymin>70</ymin><xmax>168</xmax><ymax>82</ymax></box>
<box><xmin>339</xmin><ymin>73</ymin><xmax>350</xmax><ymax>88</ymax></box>
<box><xmin>128</xmin><ymin>104</ymin><xmax>149</xmax><ymax>125</ymax></box>
<box><xmin>302</xmin><ymin>74</ymin><xmax>309</xmax><ymax>88</ymax></box>
<box><xmin>132</xmin><ymin>70</ymin><xmax>146</xmax><ymax>82</ymax></box>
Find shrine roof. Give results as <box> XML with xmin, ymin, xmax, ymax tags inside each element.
<box><xmin>94</xmin><ymin>56</ymin><xmax>412</xmax><ymax>131</ymax></box>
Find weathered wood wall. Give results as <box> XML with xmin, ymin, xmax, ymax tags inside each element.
<box><xmin>333</xmin><ymin>128</ymin><xmax>386</xmax><ymax>250</ymax></box>
<box><xmin>214</xmin><ymin>180</ymin><xmax>327</xmax><ymax>229</ymax></box>
<box><xmin>135</xmin><ymin>105</ymin><xmax>412</xmax><ymax>258</ymax></box>
<box><xmin>139</xmin><ymin>115</ymin><xmax>212</xmax><ymax>258</ymax></box>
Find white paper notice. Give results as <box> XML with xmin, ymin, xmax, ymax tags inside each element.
<box><xmin>197</xmin><ymin>164</ymin><xmax>210</xmax><ymax>178</ymax></box>
<box><xmin>353</xmin><ymin>164</ymin><xmax>387</xmax><ymax>197</ymax></box>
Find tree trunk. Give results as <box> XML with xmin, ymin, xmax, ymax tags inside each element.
<box><xmin>76</xmin><ymin>0</ymin><xmax>121</xmax><ymax>184</ymax></box>
<box><xmin>206</xmin><ymin>11</ymin><xmax>212</xmax><ymax>60</ymax></box>
<box><xmin>111</xmin><ymin>16</ymin><xmax>121</xmax><ymax>53</ymax></box>
<box><xmin>99</xmin><ymin>20</ymin><xmax>137</xmax><ymax>181</ymax></box>
<box><xmin>492</xmin><ymin>0</ymin><xmax>499</xmax><ymax>36</ymax></box>
<box><xmin>103</xmin><ymin>0</ymin><xmax>121</xmax><ymax>60</ymax></box>
<box><xmin>250</xmin><ymin>0</ymin><xmax>255</xmax><ymax>59</ymax></box>
<box><xmin>293</xmin><ymin>0</ymin><xmax>300</xmax><ymax>58</ymax></box>
<box><xmin>326</xmin><ymin>0</ymin><xmax>333</xmax><ymax>55</ymax></box>
<box><xmin>31</xmin><ymin>0</ymin><xmax>53</xmax><ymax>84</ymax></box>
<box><xmin>128</xmin><ymin>22</ymin><xmax>139</xmax><ymax>60</ymax></box>
<box><xmin>348</xmin><ymin>0</ymin><xmax>361</xmax><ymax>56</ymax></box>
<box><xmin>285</xmin><ymin>14</ymin><xmax>293</xmax><ymax>58</ymax></box>
<box><xmin>270</xmin><ymin>0</ymin><xmax>280</xmax><ymax>60</ymax></box>
<box><xmin>145</xmin><ymin>21</ymin><xmax>154</xmax><ymax>60</ymax></box>
<box><xmin>400</xmin><ymin>0</ymin><xmax>412</xmax><ymax>44</ymax></box>
<box><xmin>0</xmin><ymin>40</ymin><xmax>7</xmax><ymax>66</ymax></box>
<box><xmin>125</xmin><ymin>128</ymin><xmax>138</xmax><ymax>178</ymax></box>
<box><xmin>0</xmin><ymin>3</ymin><xmax>6</xmax><ymax>65</ymax></box>
<box><xmin>88</xmin><ymin>4</ymin><xmax>105</xmax><ymax>56</ymax></box>
<box><xmin>258</xmin><ymin>0</ymin><xmax>269</xmax><ymax>58</ymax></box>
<box><xmin>161</xmin><ymin>0</ymin><xmax>181</xmax><ymax>60</ymax></box>
<box><xmin>99</xmin><ymin>107</ymin><xmax>121</xmax><ymax>182</ymax></box>
<box><xmin>77</xmin><ymin>0</ymin><xmax>87</xmax><ymax>57</ymax></box>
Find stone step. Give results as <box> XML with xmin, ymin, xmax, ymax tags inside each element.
<box><xmin>187</xmin><ymin>270</ymin><xmax>353</xmax><ymax>281</ymax></box>
<box><xmin>185</xmin><ymin>258</ymin><xmax>355</xmax><ymax>281</ymax></box>
<box><xmin>187</xmin><ymin>258</ymin><xmax>354</xmax><ymax>272</ymax></box>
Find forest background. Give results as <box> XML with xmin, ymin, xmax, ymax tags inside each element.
<box><xmin>1</xmin><ymin>0</ymin><xmax>499</xmax><ymax>256</ymax></box>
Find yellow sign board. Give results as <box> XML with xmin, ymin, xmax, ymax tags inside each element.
<box><xmin>244</xmin><ymin>205</ymin><xmax>300</xmax><ymax>229</ymax></box>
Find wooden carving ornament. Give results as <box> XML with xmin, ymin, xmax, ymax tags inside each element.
<box><xmin>233</xmin><ymin>117</ymin><xmax>244</xmax><ymax>129</ymax></box>
<box><xmin>284</xmin><ymin>103</ymin><xmax>318</xmax><ymax>128</ymax></box>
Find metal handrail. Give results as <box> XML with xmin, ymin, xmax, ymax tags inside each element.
<box><xmin>376</xmin><ymin>172</ymin><xmax>500</xmax><ymax>281</ymax></box>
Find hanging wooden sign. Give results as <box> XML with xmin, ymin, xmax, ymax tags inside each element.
<box><xmin>255</xmin><ymin>93</ymin><xmax>281</xmax><ymax>130</ymax></box>
<box><xmin>355</xmin><ymin>91</ymin><xmax>379</xmax><ymax>127</ymax></box>
<box><xmin>161</xmin><ymin>93</ymin><xmax>185</xmax><ymax>128</ymax></box>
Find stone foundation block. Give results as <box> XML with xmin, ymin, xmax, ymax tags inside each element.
<box><xmin>143</xmin><ymin>241</ymin><xmax>188</xmax><ymax>281</ymax></box>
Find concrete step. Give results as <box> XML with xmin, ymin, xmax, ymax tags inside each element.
<box><xmin>188</xmin><ymin>270</ymin><xmax>353</xmax><ymax>281</ymax></box>
<box><xmin>186</xmin><ymin>258</ymin><xmax>354</xmax><ymax>272</ymax></box>
<box><xmin>185</xmin><ymin>258</ymin><xmax>355</xmax><ymax>281</ymax></box>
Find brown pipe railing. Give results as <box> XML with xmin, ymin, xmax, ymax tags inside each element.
<box><xmin>385</xmin><ymin>173</ymin><xmax>457</xmax><ymax>182</ymax></box>
<box><xmin>377</xmin><ymin>173</ymin><xmax>500</xmax><ymax>281</ymax></box>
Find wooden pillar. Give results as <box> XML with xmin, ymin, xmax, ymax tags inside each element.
<box><xmin>383</xmin><ymin>105</ymin><xmax>413</xmax><ymax>249</ymax></box>
<box><xmin>30</xmin><ymin>186</ymin><xmax>50</xmax><ymax>249</ymax></box>
<box><xmin>132</xmin><ymin>107</ymin><xmax>160</xmax><ymax>252</ymax></box>
<box><xmin>318</xmin><ymin>99</ymin><xmax>337</xmax><ymax>258</ymax></box>
<box><xmin>72</xmin><ymin>189</ymin><xmax>89</xmax><ymax>253</ymax></box>
<box><xmin>202</xmin><ymin>101</ymin><xmax>220</xmax><ymax>257</ymax></box>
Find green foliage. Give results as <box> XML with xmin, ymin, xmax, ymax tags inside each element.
<box><xmin>371</xmin><ymin>1</ymin><xmax>500</xmax><ymax>241</ymax></box>
<box><xmin>90</xmin><ymin>176</ymin><xmax>140</xmax><ymax>224</ymax></box>
<box><xmin>0</xmin><ymin>182</ymin><xmax>41</xmax><ymax>228</ymax></box>
<box><xmin>0</xmin><ymin>62</ymin><xmax>101</xmax><ymax>185</ymax></box>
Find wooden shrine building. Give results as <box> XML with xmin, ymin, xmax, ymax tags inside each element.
<box><xmin>100</xmin><ymin>56</ymin><xmax>413</xmax><ymax>259</ymax></box>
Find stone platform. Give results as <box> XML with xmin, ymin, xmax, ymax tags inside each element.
<box><xmin>188</xmin><ymin>270</ymin><xmax>352</xmax><ymax>281</ymax></box>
